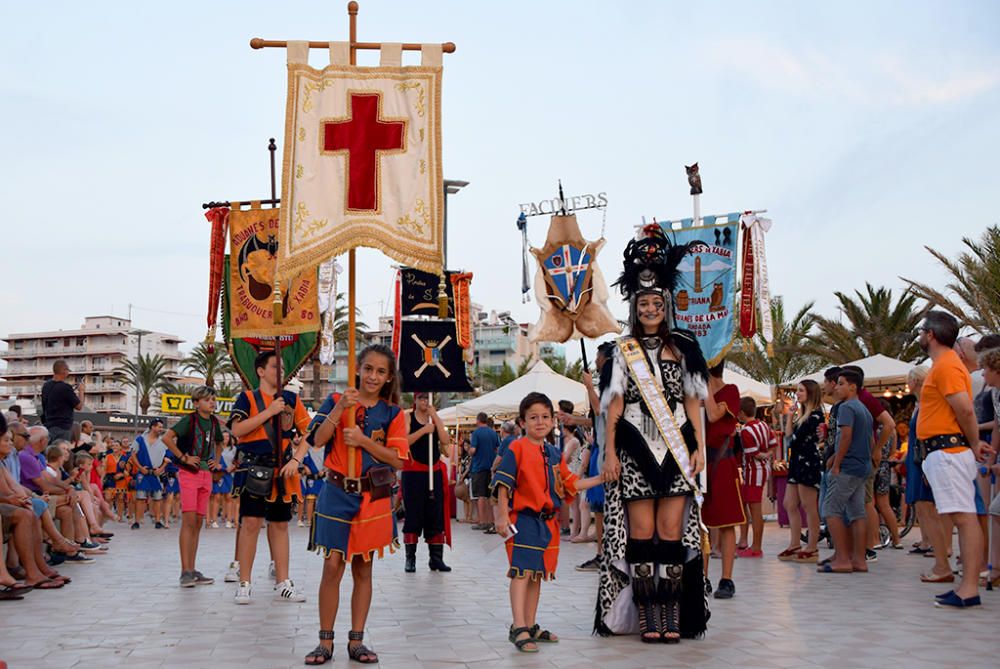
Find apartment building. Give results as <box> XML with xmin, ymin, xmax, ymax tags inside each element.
<box><xmin>1</xmin><ymin>316</ymin><xmax>184</xmax><ymax>414</ymax></box>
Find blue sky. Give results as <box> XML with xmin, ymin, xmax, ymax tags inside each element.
<box><xmin>2</xmin><ymin>1</ymin><xmax>999</xmax><ymax>358</ymax></box>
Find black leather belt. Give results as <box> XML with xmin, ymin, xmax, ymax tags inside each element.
<box><xmin>923</xmin><ymin>433</ymin><xmax>969</xmax><ymax>455</ymax></box>
<box><xmin>521</xmin><ymin>508</ymin><xmax>557</xmax><ymax>521</ymax></box>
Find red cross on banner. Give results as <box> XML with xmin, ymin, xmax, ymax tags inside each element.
<box><xmin>322</xmin><ymin>92</ymin><xmax>407</xmax><ymax>212</ymax></box>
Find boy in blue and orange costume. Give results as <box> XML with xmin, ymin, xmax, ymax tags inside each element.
<box><xmin>492</xmin><ymin>391</ymin><xmax>604</xmax><ymax>654</ymax></box>
<box><xmin>304</xmin><ymin>344</ymin><xmax>410</xmax><ymax>666</ymax></box>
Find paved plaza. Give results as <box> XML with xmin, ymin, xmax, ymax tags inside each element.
<box><xmin>2</xmin><ymin>519</ymin><xmax>996</xmax><ymax>669</ymax></box>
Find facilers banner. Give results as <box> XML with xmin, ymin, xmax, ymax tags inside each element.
<box><xmin>659</xmin><ymin>213</ymin><xmax>740</xmax><ymax>367</ymax></box>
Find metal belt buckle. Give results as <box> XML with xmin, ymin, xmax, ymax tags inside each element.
<box><xmin>343</xmin><ymin>477</ymin><xmax>362</xmax><ymax>495</ymax></box>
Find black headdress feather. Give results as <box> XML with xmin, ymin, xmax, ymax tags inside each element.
<box><xmin>614</xmin><ymin>224</ymin><xmax>694</xmax><ymax>300</ymax></box>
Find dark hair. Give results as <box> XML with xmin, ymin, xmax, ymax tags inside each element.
<box><xmin>557</xmin><ymin>399</ymin><xmax>574</xmax><ymax>413</ymax></box>
<box><xmin>974</xmin><ymin>333</ymin><xmax>1000</xmax><ymax>352</ymax></box>
<box><xmin>923</xmin><ymin>310</ymin><xmax>960</xmax><ymax>348</ymax></box>
<box><xmin>841</xmin><ymin>365</ymin><xmax>865</xmax><ymax>385</ymax></box>
<box><xmin>823</xmin><ymin>366</ymin><xmax>842</xmax><ymax>382</ymax></box>
<box><xmin>596</xmin><ymin>341</ymin><xmax>615</xmax><ymax>360</ymax></box>
<box><xmin>598</xmin><ymin>358</ymin><xmax>613</xmax><ymax>395</ymax></box>
<box><xmin>626</xmin><ymin>293</ymin><xmax>674</xmax><ymax>344</ymax></box>
<box><xmin>519</xmin><ymin>392</ymin><xmax>554</xmax><ymax>420</ymax></box>
<box><xmin>0</xmin><ymin>411</ymin><xmax>7</xmax><ymax>434</ymax></box>
<box><xmin>709</xmin><ymin>360</ymin><xmax>725</xmax><ymax>379</ymax></box>
<box><xmin>357</xmin><ymin>344</ymin><xmax>400</xmax><ymax>405</ymax></box>
<box><xmin>9</xmin><ymin>405</ymin><xmax>21</xmax><ymax>417</ymax></box>
<box><xmin>838</xmin><ymin>368</ymin><xmax>863</xmax><ymax>389</ymax></box>
<box><xmin>739</xmin><ymin>397</ymin><xmax>757</xmax><ymax>417</ymax></box>
<box><xmin>254</xmin><ymin>350</ymin><xmax>277</xmax><ymax>375</ymax></box>
<box><xmin>476</xmin><ymin>412</ymin><xmax>489</xmax><ymax>424</ymax></box>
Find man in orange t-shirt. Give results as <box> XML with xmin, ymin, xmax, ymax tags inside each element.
<box><xmin>916</xmin><ymin>310</ymin><xmax>994</xmax><ymax>609</ymax></box>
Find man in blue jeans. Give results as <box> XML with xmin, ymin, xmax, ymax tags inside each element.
<box><xmin>469</xmin><ymin>413</ymin><xmax>499</xmax><ymax>532</ymax></box>
<box><xmin>820</xmin><ymin>368</ymin><xmax>873</xmax><ymax>574</ymax></box>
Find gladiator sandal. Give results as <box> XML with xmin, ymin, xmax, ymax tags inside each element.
<box><xmin>303</xmin><ymin>630</ymin><xmax>333</xmax><ymax>665</ymax></box>
<box><xmin>659</xmin><ymin>563</ymin><xmax>683</xmax><ymax>644</ymax></box>
<box><xmin>347</xmin><ymin>630</ymin><xmax>378</xmax><ymax>664</ymax></box>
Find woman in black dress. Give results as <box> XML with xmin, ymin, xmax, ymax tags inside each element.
<box><xmin>778</xmin><ymin>379</ymin><xmax>825</xmax><ymax>563</ymax></box>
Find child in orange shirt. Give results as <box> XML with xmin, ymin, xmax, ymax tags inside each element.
<box><xmin>492</xmin><ymin>392</ymin><xmax>603</xmax><ymax>653</ymax></box>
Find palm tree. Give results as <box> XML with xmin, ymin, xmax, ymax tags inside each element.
<box><xmin>806</xmin><ymin>283</ymin><xmax>925</xmax><ymax>363</ymax></box>
<box><xmin>113</xmin><ymin>353</ymin><xmax>172</xmax><ymax>415</ymax></box>
<box><xmin>480</xmin><ymin>357</ymin><xmax>533</xmax><ymax>392</ymax></box>
<box><xmin>729</xmin><ymin>299</ymin><xmax>823</xmax><ymax>387</ymax></box>
<box><xmin>901</xmin><ymin>225</ymin><xmax>1000</xmax><ymax>335</ymax></box>
<box><xmin>162</xmin><ymin>381</ymin><xmax>196</xmax><ymax>396</ymax></box>
<box><xmin>311</xmin><ymin>292</ymin><xmax>369</xmax><ymax>403</ymax></box>
<box><xmin>181</xmin><ymin>342</ymin><xmax>236</xmax><ymax>388</ymax></box>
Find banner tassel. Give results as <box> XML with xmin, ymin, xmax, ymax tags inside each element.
<box><xmin>437</xmin><ymin>273</ymin><xmax>449</xmax><ymax>318</ymax></box>
<box><xmin>767</xmin><ymin>341</ymin><xmax>774</xmax><ymax>357</ymax></box>
<box><xmin>273</xmin><ymin>280</ymin><xmax>283</xmax><ymax>325</ymax></box>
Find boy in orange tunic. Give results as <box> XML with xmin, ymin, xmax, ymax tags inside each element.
<box><xmin>492</xmin><ymin>392</ymin><xmax>604</xmax><ymax>653</ymax></box>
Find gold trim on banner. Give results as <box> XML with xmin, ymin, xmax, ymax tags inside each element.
<box><xmin>277</xmin><ymin>63</ymin><xmax>444</xmax><ymax>280</ymax></box>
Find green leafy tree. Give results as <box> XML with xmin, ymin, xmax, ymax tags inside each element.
<box><xmin>807</xmin><ymin>283</ymin><xmax>925</xmax><ymax>363</ymax></box>
<box><xmin>181</xmin><ymin>342</ymin><xmax>236</xmax><ymax>388</ymax></box>
<box><xmin>901</xmin><ymin>225</ymin><xmax>1000</xmax><ymax>335</ymax></box>
<box><xmin>480</xmin><ymin>357</ymin><xmax>533</xmax><ymax>392</ymax></box>
<box><xmin>729</xmin><ymin>299</ymin><xmax>823</xmax><ymax>387</ymax></box>
<box><xmin>113</xmin><ymin>353</ymin><xmax>172</xmax><ymax>415</ymax></box>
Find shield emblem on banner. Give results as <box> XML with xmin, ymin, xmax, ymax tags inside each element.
<box><xmin>541</xmin><ymin>244</ymin><xmax>593</xmax><ymax>314</ymax></box>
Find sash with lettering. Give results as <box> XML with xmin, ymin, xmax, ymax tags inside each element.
<box><xmin>616</xmin><ymin>337</ymin><xmax>702</xmax><ymax>505</ymax></box>
<box><xmin>276</xmin><ymin>41</ymin><xmax>445</xmax><ymax>282</ymax></box>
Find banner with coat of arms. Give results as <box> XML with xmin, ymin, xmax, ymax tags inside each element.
<box><xmin>529</xmin><ymin>214</ymin><xmax>620</xmax><ymax>343</ymax></box>
<box><xmin>659</xmin><ymin>213</ymin><xmax>740</xmax><ymax>367</ymax></box>
<box><xmin>398</xmin><ymin>320</ymin><xmax>472</xmax><ymax>393</ymax></box>
<box><xmin>276</xmin><ymin>41</ymin><xmax>444</xmax><ymax>282</ymax></box>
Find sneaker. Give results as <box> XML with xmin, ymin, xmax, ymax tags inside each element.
<box><xmin>130</xmin><ymin>522</ymin><xmax>140</xmax><ymax>530</ymax></box>
<box><xmin>268</xmin><ymin>561</ymin><xmax>276</xmax><ymax>581</ymax></box>
<box><xmin>575</xmin><ymin>556</ymin><xmax>601</xmax><ymax>572</ymax></box>
<box><xmin>714</xmin><ymin>578</ymin><xmax>735</xmax><ymax>599</ymax></box>
<box><xmin>225</xmin><ymin>520</ymin><xmax>234</xmax><ymax>529</ymax></box>
<box><xmin>274</xmin><ymin>579</ymin><xmax>307</xmax><ymax>602</ymax></box>
<box><xmin>297</xmin><ymin>519</ymin><xmax>305</xmax><ymax>528</ymax></box>
<box><xmin>865</xmin><ymin>549</ymin><xmax>878</xmax><ymax>563</ymax></box>
<box><xmin>224</xmin><ymin>561</ymin><xmax>240</xmax><ymax>583</ymax></box>
<box><xmin>211</xmin><ymin>521</ymin><xmax>220</xmax><ymax>529</ymax></box>
<box><xmin>736</xmin><ymin>548</ymin><xmax>763</xmax><ymax>558</ymax></box>
<box><xmin>192</xmin><ymin>570</ymin><xmax>214</xmax><ymax>585</ymax></box>
<box><xmin>179</xmin><ymin>571</ymin><xmax>197</xmax><ymax>588</ymax></box>
<box><xmin>155</xmin><ymin>521</ymin><xmax>166</xmax><ymax>530</ymax></box>
<box><xmin>234</xmin><ymin>581</ymin><xmax>252</xmax><ymax>605</ymax></box>
<box><xmin>64</xmin><ymin>553</ymin><xmax>95</xmax><ymax>564</ymax></box>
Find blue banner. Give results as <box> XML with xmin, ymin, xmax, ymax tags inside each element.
<box><xmin>659</xmin><ymin>213</ymin><xmax>740</xmax><ymax>367</ymax></box>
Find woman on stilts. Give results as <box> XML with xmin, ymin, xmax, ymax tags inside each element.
<box><xmin>304</xmin><ymin>344</ymin><xmax>409</xmax><ymax>665</ymax></box>
<box><xmin>596</xmin><ymin>226</ymin><xmax>710</xmax><ymax>642</ymax></box>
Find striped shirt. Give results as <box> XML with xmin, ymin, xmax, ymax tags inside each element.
<box><xmin>739</xmin><ymin>419</ymin><xmax>777</xmax><ymax>488</ymax></box>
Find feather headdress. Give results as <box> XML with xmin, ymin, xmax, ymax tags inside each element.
<box><xmin>614</xmin><ymin>224</ymin><xmax>693</xmax><ymax>301</ymax></box>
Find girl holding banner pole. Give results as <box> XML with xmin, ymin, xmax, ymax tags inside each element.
<box><xmin>596</xmin><ymin>227</ymin><xmax>710</xmax><ymax>643</ymax></box>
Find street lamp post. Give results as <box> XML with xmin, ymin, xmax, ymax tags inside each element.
<box><xmin>443</xmin><ymin>179</ymin><xmax>469</xmax><ymax>267</ymax></box>
<box><xmin>128</xmin><ymin>329</ymin><xmax>152</xmax><ymax>436</ymax></box>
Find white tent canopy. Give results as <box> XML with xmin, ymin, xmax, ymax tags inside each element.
<box><xmin>438</xmin><ymin>359</ymin><xmax>587</xmax><ymax>421</ymax></box>
<box><xmin>724</xmin><ymin>368</ymin><xmax>773</xmax><ymax>404</ymax></box>
<box><xmin>798</xmin><ymin>353</ymin><xmax>914</xmax><ymax>389</ymax></box>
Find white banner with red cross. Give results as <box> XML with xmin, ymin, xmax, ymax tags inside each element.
<box><xmin>276</xmin><ymin>41</ymin><xmax>444</xmax><ymax>282</ymax></box>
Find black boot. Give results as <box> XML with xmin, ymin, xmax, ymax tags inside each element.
<box><xmin>428</xmin><ymin>544</ymin><xmax>451</xmax><ymax>572</ymax></box>
<box><xmin>657</xmin><ymin>540</ymin><xmax>686</xmax><ymax>644</ymax></box>
<box><xmin>626</xmin><ymin>538</ymin><xmax>658</xmax><ymax>643</ymax></box>
<box><xmin>404</xmin><ymin>543</ymin><xmax>417</xmax><ymax>573</ymax></box>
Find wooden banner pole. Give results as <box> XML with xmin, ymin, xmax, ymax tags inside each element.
<box><xmin>345</xmin><ymin>1</ymin><xmax>359</xmax><ymax>482</ymax></box>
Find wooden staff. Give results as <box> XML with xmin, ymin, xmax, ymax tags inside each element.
<box><xmin>427</xmin><ymin>392</ymin><xmax>435</xmax><ymax>499</ymax></box>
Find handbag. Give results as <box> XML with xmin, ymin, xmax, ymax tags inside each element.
<box><xmin>367</xmin><ymin>466</ymin><xmax>395</xmax><ymax>501</ymax></box>
<box><xmin>244</xmin><ymin>463</ymin><xmax>274</xmax><ymax>497</ymax></box>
